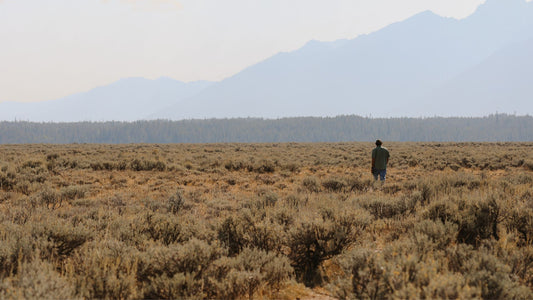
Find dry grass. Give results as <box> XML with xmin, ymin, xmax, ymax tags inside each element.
<box><xmin>1</xmin><ymin>142</ymin><xmax>533</xmax><ymax>299</ymax></box>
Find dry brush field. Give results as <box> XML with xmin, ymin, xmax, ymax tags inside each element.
<box><xmin>1</xmin><ymin>142</ymin><xmax>533</xmax><ymax>299</ymax></box>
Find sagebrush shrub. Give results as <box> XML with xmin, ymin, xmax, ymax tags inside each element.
<box><xmin>410</xmin><ymin>220</ymin><xmax>458</xmax><ymax>252</ymax></box>
<box><xmin>0</xmin><ymin>223</ymin><xmax>35</xmax><ymax>277</ymax></box>
<box><xmin>66</xmin><ymin>240</ymin><xmax>140</xmax><ymax>299</ymax></box>
<box><xmin>456</xmin><ymin>196</ymin><xmax>500</xmax><ymax>245</ymax></box>
<box><xmin>218</xmin><ymin>216</ymin><xmax>244</xmax><ymax>256</ymax></box>
<box><xmin>60</xmin><ymin>185</ymin><xmax>87</xmax><ymax>201</ymax></box>
<box><xmin>205</xmin><ymin>248</ymin><xmax>293</xmax><ymax>299</ymax></box>
<box><xmin>460</xmin><ymin>249</ymin><xmax>531</xmax><ymax>299</ymax></box>
<box><xmin>507</xmin><ymin>206</ymin><xmax>533</xmax><ymax>245</ymax></box>
<box><xmin>346</xmin><ymin>177</ymin><xmax>371</xmax><ymax>192</ymax></box>
<box><xmin>0</xmin><ymin>256</ymin><xmax>76</xmax><ymax>300</ymax></box>
<box><xmin>283</xmin><ymin>194</ymin><xmax>304</xmax><ymax>208</ymax></box>
<box><xmin>144</xmin><ymin>272</ymin><xmax>204</xmax><ymax>300</ymax></box>
<box><xmin>218</xmin><ymin>212</ymin><xmax>283</xmax><ymax>255</ymax></box>
<box><xmin>302</xmin><ymin>176</ymin><xmax>320</xmax><ymax>193</ymax></box>
<box><xmin>506</xmin><ymin>245</ymin><xmax>533</xmax><ymax>288</ymax></box>
<box><xmin>130</xmin><ymin>159</ymin><xmax>166</xmax><ymax>171</ymax></box>
<box><xmin>424</xmin><ymin>198</ymin><xmax>461</xmax><ymax>224</ymax></box>
<box><xmin>288</xmin><ymin>215</ymin><xmax>357</xmax><ymax>287</ymax></box>
<box><xmin>1</xmin><ymin>142</ymin><xmax>532</xmax><ymax>298</ymax></box>
<box><xmin>39</xmin><ymin>188</ymin><xmax>61</xmax><ymax>209</ymax></box>
<box><xmin>139</xmin><ymin>238</ymin><xmax>222</xmax><ymax>282</ymax></box>
<box><xmin>138</xmin><ymin>212</ymin><xmax>185</xmax><ymax>245</ymax></box>
<box><xmin>0</xmin><ymin>171</ymin><xmax>16</xmax><ymax>191</ymax></box>
<box><xmin>332</xmin><ymin>248</ymin><xmax>391</xmax><ymax>299</ymax></box>
<box><xmin>419</xmin><ymin>273</ymin><xmax>481</xmax><ymax>299</ymax></box>
<box><xmin>168</xmin><ymin>190</ymin><xmax>185</xmax><ymax>214</ymax></box>
<box><xmin>253</xmin><ymin>159</ymin><xmax>276</xmax><ymax>173</ymax></box>
<box><xmin>359</xmin><ymin>196</ymin><xmax>410</xmax><ymax>219</ymax></box>
<box><xmin>322</xmin><ymin>177</ymin><xmax>346</xmax><ymax>192</ymax></box>
<box><xmin>32</xmin><ymin>221</ymin><xmax>91</xmax><ymax>258</ymax></box>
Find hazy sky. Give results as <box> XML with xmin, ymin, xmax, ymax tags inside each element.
<box><xmin>0</xmin><ymin>0</ymin><xmax>487</xmax><ymax>102</ymax></box>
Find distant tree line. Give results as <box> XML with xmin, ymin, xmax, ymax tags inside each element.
<box><xmin>0</xmin><ymin>114</ymin><xmax>531</xmax><ymax>144</ymax></box>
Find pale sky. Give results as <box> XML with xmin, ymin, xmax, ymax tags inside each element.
<box><xmin>0</xmin><ymin>0</ymin><xmax>486</xmax><ymax>103</ymax></box>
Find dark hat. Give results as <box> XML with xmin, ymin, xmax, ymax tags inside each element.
<box><xmin>375</xmin><ymin>140</ymin><xmax>382</xmax><ymax>146</ymax></box>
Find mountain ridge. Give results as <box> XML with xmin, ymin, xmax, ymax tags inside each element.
<box><xmin>153</xmin><ymin>0</ymin><xmax>533</xmax><ymax>119</ymax></box>
<box><xmin>0</xmin><ymin>78</ymin><xmax>213</xmax><ymax>122</ymax></box>
<box><xmin>1</xmin><ymin>0</ymin><xmax>532</xmax><ymax>121</ymax></box>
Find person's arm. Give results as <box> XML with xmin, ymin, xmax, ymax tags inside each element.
<box><xmin>371</xmin><ymin>149</ymin><xmax>376</xmax><ymax>172</ymax></box>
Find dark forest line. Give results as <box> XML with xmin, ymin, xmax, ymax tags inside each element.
<box><xmin>0</xmin><ymin>114</ymin><xmax>531</xmax><ymax>144</ymax></box>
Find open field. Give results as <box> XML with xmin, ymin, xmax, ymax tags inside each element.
<box><xmin>1</xmin><ymin>142</ymin><xmax>533</xmax><ymax>299</ymax></box>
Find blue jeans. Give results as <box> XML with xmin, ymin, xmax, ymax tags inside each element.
<box><xmin>373</xmin><ymin>169</ymin><xmax>387</xmax><ymax>181</ymax></box>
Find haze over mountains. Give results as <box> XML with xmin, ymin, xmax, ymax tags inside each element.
<box><xmin>0</xmin><ymin>78</ymin><xmax>212</xmax><ymax>122</ymax></box>
<box><xmin>1</xmin><ymin>0</ymin><xmax>532</xmax><ymax>122</ymax></box>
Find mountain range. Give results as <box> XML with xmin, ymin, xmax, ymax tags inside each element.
<box><xmin>0</xmin><ymin>78</ymin><xmax>212</xmax><ymax>122</ymax></box>
<box><xmin>1</xmin><ymin>0</ymin><xmax>532</xmax><ymax>122</ymax></box>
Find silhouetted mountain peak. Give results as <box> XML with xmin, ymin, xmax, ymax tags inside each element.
<box><xmin>411</xmin><ymin>10</ymin><xmax>441</xmax><ymax>19</ymax></box>
<box><xmin>2</xmin><ymin>0</ymin><xmax>532</xmax><ymax>121</ymax></box>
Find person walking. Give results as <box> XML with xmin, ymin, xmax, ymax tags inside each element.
<box><xmin>371</xmin><ymin>140</ymin><xmax>390</xmax><ymax>182</ymax></box>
